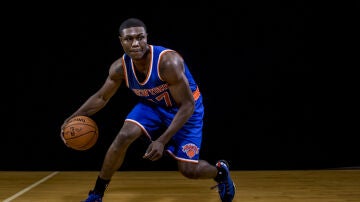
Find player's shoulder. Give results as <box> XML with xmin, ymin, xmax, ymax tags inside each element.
<box><xmin>109</xmin><ymin>57</ymin><xmax>124</xmax><ymax>78</ymax></box>
<box><xmin>153</xmin><ymin>46</ymin><xmax>181</xmax><ymax>62</ymax></box>
<box><xmin>160</xmin><ymin>50</ymin><xmax>183</xmax><ymax>66</ymax></box>
<box><xmin>110</xmin><ymin>57</ymin><xmax>123</xmax><ymax>69</ymax></box>
<box><xmin>153</xmin><ymin>45</ymin><xmax>177</xmax><ymax>56</ymax></box>
<box><xmin>151</xmin><ymin>45</ymin><xmax>183</xmax><ymax>69</ymax></box>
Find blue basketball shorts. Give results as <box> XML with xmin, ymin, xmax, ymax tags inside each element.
<box><xmin>125</xmin><ymin>97</ymin><xmax>204</xmax><ymax>163</ymax></box>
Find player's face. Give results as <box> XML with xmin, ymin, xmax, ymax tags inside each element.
<box><xmin>119</xmin><ymin>27</ymin><xmax>148</xmax><ymax>60</ymax></box>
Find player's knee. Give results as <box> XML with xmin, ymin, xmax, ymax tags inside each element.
<box><xmin>113</xmin><ymin>131</ymin><xmax>137</xmax><ymax>146</ymax></box>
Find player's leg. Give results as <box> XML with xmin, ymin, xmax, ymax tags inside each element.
<box><xmin>83</xmin><ymin>121</ymin><xmax>143</xmax><ymax>202</ymax></box>
<box><xmin>178</xmin><ymin>160</ymin><xmax>236</xmax><ymax>202</ymax></box>
<box><xmin>99</xmin><ymin>121</ymin><xmax>143</xmax><ymax>179</ymax></box>
<box><xmin>166</xmin><ymin>121</ymin><xmax>236</xmax><ymax>201</ymax></box>
<box><xmin>177</xmin><ymin>160</ymin><xmax>217</xmax><ymax>179</ymax></box>
<box><xmin>167</xmin><ymin>136</ymin><xmax>236</xmax><ymax>201</ymax></box>
<box><xmin>83</xmin><ymin>102</ymin><xmax>162</xmax><ymax>201</ymax></box>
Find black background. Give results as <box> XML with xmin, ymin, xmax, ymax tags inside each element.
<box><xmin>2</xmin><ymin>3</ymin><xmax>358</xmax><ymax>171</ymax></box>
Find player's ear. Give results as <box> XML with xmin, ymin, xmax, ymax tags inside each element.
<box><xmin>119</xmin><ymin>36</ymin><xmax>124</xmax><ymax>44</ymax></box>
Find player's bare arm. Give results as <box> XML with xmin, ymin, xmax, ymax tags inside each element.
<box><xmin>61</xmin><ymin>58</ymin><xmax>124</xmax><ymax>140</ymax></box>
<box><xmin>143</xmin><ymin>51</ymin><xmax>195</xmax><ymax>161</ymax></box>
<box><xmin>157</xmin><ymin>51</ymin><xmax>195</xmax><ymax>144</ymax></box>
<box><xmin>65</xmin><ymin>58</ymin><xmax>124</xmax><ymax>121</ymax></box>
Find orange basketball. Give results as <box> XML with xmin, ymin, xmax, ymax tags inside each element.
<box><xmin>62</xmin><ymin>116</ymin><xmax>99</xmax><ymax>151</ymax></box>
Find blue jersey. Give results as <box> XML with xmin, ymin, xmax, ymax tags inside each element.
<box><xmin>122</xmin><ymin>45</ymin><xmax>204</xmax><ymax>162</ymax></box>
<box><xmin>122</xmin><ymin>45</ymin><xmax>200</xmax><ymax>108</ymax></box>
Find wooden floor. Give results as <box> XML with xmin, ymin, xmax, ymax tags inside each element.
<box><xmin>0</xmin><ymin>170</ymin><xmax>359</xmax><ymax>202</ymax></box>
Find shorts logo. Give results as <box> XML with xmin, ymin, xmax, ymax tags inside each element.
<box><xmin>182</xmin><ymin>143</ymin><xmax>199</xmax><ymax>158</ymax></box>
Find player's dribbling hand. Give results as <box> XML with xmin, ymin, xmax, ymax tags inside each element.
<box><xmin>60</xmin><ymin>121</ymin><xmax>68</xmax><ymax>144</ymax></box>
<box><xmin>143</xmin><ymin>141</ymin><xmax>164</xmax><ymax>161</ymax></box>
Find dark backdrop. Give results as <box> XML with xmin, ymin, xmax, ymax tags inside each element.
<box><xmin>2</xmin><ymin>3</ymin><xmax>358</xmax><ymax>171</ymax></box>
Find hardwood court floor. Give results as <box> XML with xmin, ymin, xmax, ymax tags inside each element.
<box><xmin>0</xmin><ymin>170</ymin><xmax>359</xmax><ymax>202</ymax></box>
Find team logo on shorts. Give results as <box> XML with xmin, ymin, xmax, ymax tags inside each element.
<box><xmin>182</xmin><ymin>143</ymin><xmax>199</xmax><ymax>158</ymax></box>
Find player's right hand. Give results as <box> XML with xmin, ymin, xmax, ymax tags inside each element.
<box><xmin>60</xmin><ymin>121</ymin><xmax>68</xmax><ymax>144</ymax></box>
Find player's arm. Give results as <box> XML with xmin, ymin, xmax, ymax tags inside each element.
<box><xmin>156</xmin><ymin>51</ymin><xmax>195</xmax><ymax>144</ymax></box>
<box><xmin>63</xmin><ymin>58</ymin><xmax>124</xmax><ymax>122</ymax></box>
<box><xmin>143</xmin><ymin>51</ymin><xmax>195</xmax><ymax>161</ymax></box>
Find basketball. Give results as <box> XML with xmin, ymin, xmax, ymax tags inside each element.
<box><xmin>62</xmin><ymin>116</ymin><xmax>99</xmax><ymax>151</ymax></box>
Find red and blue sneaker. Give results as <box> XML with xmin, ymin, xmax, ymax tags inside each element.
<box><xmin>212</xmin><ymin>160</ymin><xmax>236</xmax><ymax>202</ymax></box>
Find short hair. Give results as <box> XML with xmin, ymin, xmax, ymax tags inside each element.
<box><xmin>119</xmin><ymin>18</ymin><xmax>147</xmax><ymax>36</ymax></box>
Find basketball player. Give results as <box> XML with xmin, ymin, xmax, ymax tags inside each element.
<box><xmin>61</xmin><ymin>18</ymin><xmax>236</xmax><ymax>202</ymax></box>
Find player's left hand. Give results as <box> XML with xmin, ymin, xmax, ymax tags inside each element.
<box><xmin>143</xmin><ymin>141</ymin><xmax>164</xmax><ymax>161</ymax></box>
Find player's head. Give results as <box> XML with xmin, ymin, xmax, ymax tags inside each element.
<box><xmin>119</xmin><ymin>18</ymin><xmax>147</xmax><ymax>36</ymax></box>
<box><xmin>118</xmin><ymin>18</ymin><xmax>148</xmax><ymax>60</ymax></box>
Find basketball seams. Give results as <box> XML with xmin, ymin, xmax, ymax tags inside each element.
<box><xmin>63</xmin><ymin>131</ymin><xmax>98</xmax><ymax>140</ymax></box>
<box><xmin>64</xmin><ymin>123</ymin><xmax>97</xmax><ymax>129</ymax></box>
